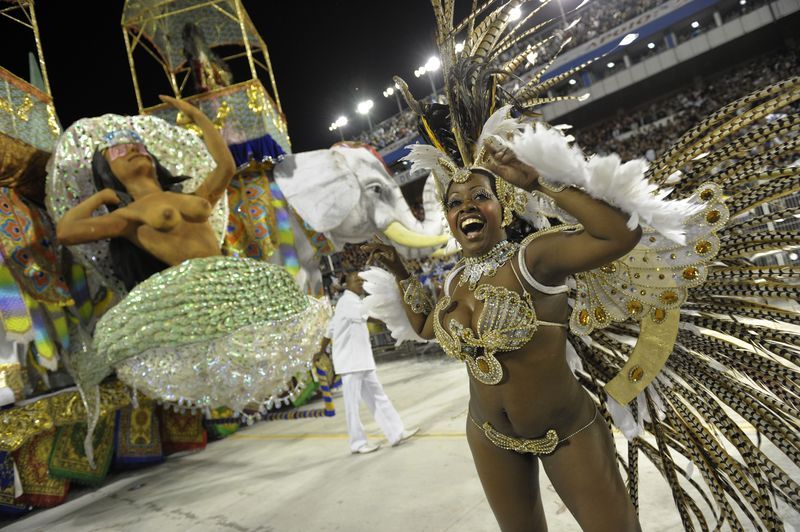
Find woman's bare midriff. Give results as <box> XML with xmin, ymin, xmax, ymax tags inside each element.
<box><xmin>446</xmin><ymin>262</ymin><xmax>596</xmax><ymax>440</ymax></box>
<box><xmin>468</xmin><ymin>329</ymin><xmax>596</xmax><ymax>440</ymax></box>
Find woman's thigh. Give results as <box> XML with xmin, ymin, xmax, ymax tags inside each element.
<box><xmin>539</xmin><ymin>412</ymin><xmax>641</xmax><ymax>532</ymax></box>
<box><xmin>467</xmin><ymin>418</ymin><xmax>547</xmax><ymax>532</ymax></box>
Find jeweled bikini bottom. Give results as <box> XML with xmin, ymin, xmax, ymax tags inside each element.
<box><xmin>469</xmin><ymin>409</ymin><xmax>599</xmax><ymax>455</ymax></box>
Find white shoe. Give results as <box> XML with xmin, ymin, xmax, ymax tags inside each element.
<box><xmin>391</xmin><ymin>427</ymin><xmax>420</xmax><ymax>447</ymax></box>
<box><xmin>352</xmin><ymin>443</ymin><xmax>381</xmax><ymax>454</ymax></box>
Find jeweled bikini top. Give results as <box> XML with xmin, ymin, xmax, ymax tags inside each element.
<box><xmin>433</xmin><ymin>234</ymin><xmax>570</xmax><ymax>385</ymax></box>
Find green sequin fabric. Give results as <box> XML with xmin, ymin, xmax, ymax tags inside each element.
<box><xmin>89</xmin><ymin>256</ymin><xmax>330</xmax><ymax>410</ymax></box>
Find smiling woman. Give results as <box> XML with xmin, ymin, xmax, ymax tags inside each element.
<box><xmin>363</xmin><ymin>97</ymin><xmax>655</xmax><ymax>530</ymax></box>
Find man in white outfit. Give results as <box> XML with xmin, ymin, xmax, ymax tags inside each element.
<box><xmin>320</xmin><ymin>271</ymin><xmax>419</xmax><ymax>454</ymax></box>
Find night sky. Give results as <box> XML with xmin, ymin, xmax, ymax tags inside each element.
<box><xmin>3</xmin><ymin>1</ymin><xmax>469</xmax><ymax>153</ymax></box>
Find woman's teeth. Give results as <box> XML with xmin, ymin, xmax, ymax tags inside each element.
<box><xmin>460</xmin><ymin>217</ymin><xmax>485</xmax><ymax>238</ymax></box>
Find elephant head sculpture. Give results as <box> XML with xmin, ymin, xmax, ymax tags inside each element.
<box><xmin>273</xmin><ymin>144</ymin><xmax>448</xmax><ymax>257</ymax></box>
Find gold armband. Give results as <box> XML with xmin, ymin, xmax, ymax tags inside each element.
<box><xmin>399</xmin><ymin>277</ymin><xmax>434</xmax><ymax>315</ymax></box>
<box><xmin>537</xmin><ymin>176</ymin><xmax>569</xmax><ymax>193</ymax></box>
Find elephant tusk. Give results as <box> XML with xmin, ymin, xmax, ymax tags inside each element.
<box><xmin>431</xmin><ymin>239</ymin><xmax>461</xmax><ymax>258</ymax></box>
<box><xmin>431</xmin><ymin>248</ymin><xmax>453</xmax><ymax>258</ymax></box>
<box><xmin>382</xmin><ymin>222</ymin><xmax>449</xmax><ymax>248</ymax></box>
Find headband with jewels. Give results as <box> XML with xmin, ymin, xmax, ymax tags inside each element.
<box><xmin>398</xmin><ymin>104</ymin><xmax>531</xmax><ymax>227</ymax></box>
<box><xmin>99</xmin><ymin>129</ymin><xmax>145</xmax><ymax>150</ymax></box>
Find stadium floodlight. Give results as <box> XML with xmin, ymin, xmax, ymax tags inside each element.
<box><xmin>385</xmin><ymin>86</ymin><xmax>403</xmax><ymax>114</ymax></box>
<box><xmin>739</xmin><ymin>0</ymin><xmax>746</xmax><ymax>4</ymax></box>
<box><xmin>356</xmin><ymin>100</ymin><xmax>373</xmax><ymax>115</ymax></box>
<box><xmin>424</xmin><ymin>56</ymin><xmax>441</xmax><ymax>72</ymax></box>
<box><xmin>417</xmin><ymin>57</ymin><xmax>441</xmax><ymax>97</ymax></box>
<box><xmin>568</xmin><ymin>79</ymin><xmax>577</xmax><ymax>85</ymax></box>
<box><xmin>619</xmin><ymin>33</ymin><xmax>638</xmax><ymax>46</ymax></box>
<box><xmin>790</xmin><ymin>252</ymin><xmax>799</xmax><ymax>261</ymax></box>
<box><xmin>509</xmin><ymin>6</ymin><xmax>521</xmax><ymax>21</ymax></box>
<box><xmin>691</xmin><ymin>21</ymin><xmax>700</xmax><ymax>28</ymax></box>
<box><xmin>330</xmin><ymin>117</ymin><xmax>347</xmax><ymax>140</ymax></box>
<box><xmin>455</xmin><ymin>41</ymin><xmax>464</xmax><ymax>53</ymax></box>
<box><xmin>356</xmin><ymin>100</ymin><xmax>374</xmax><ymax>132</ymax></box>
<box><xmin>647</xmin><ymin>42</ymin><xmax>656</xmax><ymax>49</ymax></box>
<box><xmin>607</xmin><ymin>61</ymin><xmax>615</xmax><ymax>68</ymax></box>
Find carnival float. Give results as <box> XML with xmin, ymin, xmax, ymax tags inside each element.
<box><xmin>0</xmin><ymin>0</ymin><xmax>448</xmax><ymax>515</ymax></box>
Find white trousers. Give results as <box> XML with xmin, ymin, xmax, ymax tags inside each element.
<box><xmin>341</xmin><ymin>370</ymin><xmax>404</xmax><ymax>451</ymax></box>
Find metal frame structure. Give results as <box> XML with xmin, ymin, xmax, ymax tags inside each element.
<box><xmin>121</xmin><ymin>0</ymin><xmax>283</xmax><ymax>115</ymax></box>
<box><xmin>0</xmin><ymin>0</ymin><xmax>52</xmax><ymax>96</ymax></box>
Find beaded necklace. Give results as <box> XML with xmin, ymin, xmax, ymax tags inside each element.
<box><xmin>458</xmin><ymin>240</ymin><xmax>519</xmax><ymax>290</ymax></box>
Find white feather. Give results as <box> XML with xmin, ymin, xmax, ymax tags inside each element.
<box><xmin>520</xmin><ymin>190</ymin><xmax>577</xmax><ymax>229</ymax></box>
<box><xmin>401</xmin><ymin>144</ymin><xmax>453</xmax><ymax>194</ymax></box>
<box><xmin>360</xmin><ymin>267</ymin><xmax>426</xmax><ymax>344</ymax></box>
<box><xmin>401</xmin><ymin>144</ymin><xmax>443</xmax><ymax>174</ymax></box>
<box><xmin>505</xmin><ymin>122</ymin><xmax>589</xmax><ymax>183</ymax></box>
<box><xmin>506</xmin><ymin>123</ymin><xmax>704</xmax><ymax>244</ymax></box>
<box><xmin>565</xmin><ymin>339</ymin><xmax>584</xmax><ymax>375</ymax></box>
<box><xmin>606</xmin><ymin>395</ymin><xmax>641</xmax><ymax>440</ymax></box>
<box><xmin>477</xmin><ymin>105</ymin><xmax>522</xmax><ymax>150</ymax></box>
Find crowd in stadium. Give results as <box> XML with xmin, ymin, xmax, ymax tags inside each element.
<box><xmin>577</xmin><ymin>49</ymin><xmax>799</xmax><ymax>161</ymax></box>
<box><xmin>355</xmin><ymin>110</ymin><xmax>418</xmax><ymax>150</ymax></box>
<box><xmin>353</xmin><ymin>46</ymin><xmax>796</xmax><ymax>165</ymax></box>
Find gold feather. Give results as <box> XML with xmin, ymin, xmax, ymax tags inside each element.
<box><xmin>468</xmin><ymin>1</ymin><xmax>516</xmax><ymax>57</ymax></box>
<box><xmin>498</xmin><ymin>34</ymin><xmax>556</xmax><ymax>81</ymax></box>
<box><xmin>649</xmin><ymin>77</ymin><xmax>800</xmax><ymax>183</ymax></box>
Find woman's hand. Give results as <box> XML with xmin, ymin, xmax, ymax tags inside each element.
<box><xmin>95</xmin><ymin>188</ymin><xmax>122</xmax><ymax>206</ymax></box>
<box><xmin>482</xmin><ymin>141</ymin><xmax>540</xmax><ymax>192</ymax></box>
<box><xmin>361</xmin><ymin>242</ymin><xmax>409</xmax><ymax>279</ymax></box>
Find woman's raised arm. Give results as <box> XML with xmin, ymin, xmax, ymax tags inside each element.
<box><xmin>159</xmin><ymin>95</ymin><xmax>235</xmax><ymax>207</ymax></box>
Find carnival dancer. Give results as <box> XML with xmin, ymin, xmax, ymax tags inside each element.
<box><xmin>47</xmin><ymin>96</ymin><xmax>329</xmax><ymax>464</ymax></box>
<box><xmin>320</xmin><ymin>271</ymin><xmax>419</xmax><ymax>454</ymax></box>
<box><xmin>360</xmin><ymin>2</ymin><xmax>800</xmax><ymax>530</ymax></box>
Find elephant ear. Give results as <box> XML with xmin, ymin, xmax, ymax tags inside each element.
<box><xmin>273</xmin><ymin>148</ymin><xmax>362</xmax><ymax>233</ymax></box>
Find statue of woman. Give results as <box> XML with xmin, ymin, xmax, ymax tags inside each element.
<box><xmin>47</xmin><ymin>97</ymin><xmax>329</xmax><ymax>464</ymax></box>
